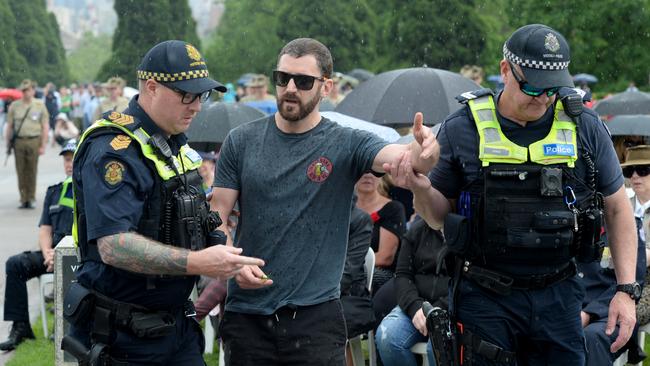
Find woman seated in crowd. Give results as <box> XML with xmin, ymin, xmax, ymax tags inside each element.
<box><xmin>623</xmin><ymin>146</ymin><xmax>650</xmax><ymax>327</ymax></box>
<box><xmin>375</xmin><ymin>218</ymin><xmax>449</xmax><ymax>366</ymax></box>
<box><xmin>355</xmin><ymin>173</ymin><xmax>406</xmax><ymax>293</ymax></box>
<box><xmin>53</xmin><ymin>112</ymin><xmax>79</xmax><ymax>147</ymax></box>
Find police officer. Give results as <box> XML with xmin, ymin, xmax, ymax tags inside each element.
<box><xmin>92</xmin><ymin>76</ymin><xmax>130</xmax><ymax>124</ymax></box>
<box><xmin>5</xmin><ymin>79</ymin><xmax>50</xmax><ymax>209</ymax></box>
<box><xmin>68</xmin><ymin>40</ymin><xmax>264</xmax><ymax>365</ymax></box>
<box><xmin>388</xmin><ymin>24</ymin><xmax>638</xmax><ymax>364</ymax></box>
<box><xmin>0</xmin><ymin>139</ymin><xmax>76</xmax><ymax>351</ymax></box>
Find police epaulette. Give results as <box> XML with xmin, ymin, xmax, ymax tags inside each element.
<box><xmin>455</xmin><ymin>88</ymin><xmax>494</xmax><ymax>104</ymax></box>
<box><xmin>102</xmin><ymin>111</ymin><xmax>136</xmax><ymax>128</ymax></box>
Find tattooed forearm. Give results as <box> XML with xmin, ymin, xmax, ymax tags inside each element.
<box><xmin>97</xmin><ymin>233</ymin><xmax>189</xmax><ymax>275</ymax></box>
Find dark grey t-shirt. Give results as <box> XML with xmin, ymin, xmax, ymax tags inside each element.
<box><xmin>215</xmin><ymin>116</ymin><xmax>388</xmax><ymax>314</ymax></box>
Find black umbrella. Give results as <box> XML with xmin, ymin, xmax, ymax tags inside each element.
<box><xmin>606</xmin><ymin>115</ymin><xmax>650</xmax><ymax>136</ymax></box>
<box><xmin>572</xmin><ymin>73</ymin><xmax>598</xmax><ymax>84</ymax></box>
<box><xmin>347</xmin><ymin>68</ymin><xmax>375</xmax><ymax>83</ymax></box>
<box><xmin>594</xmin><ymin>91</ymin><xmax>650</xmax><ymax>116</ymax></box>
<box><xmin>336</xmin><ymin>67</ymin><xmax>479</xmax><ymax>127</ymax></box>
<box><xmin>186</xmin><ymin>102</ymin><xmax>265</xmax><ymax>151</ymax></box>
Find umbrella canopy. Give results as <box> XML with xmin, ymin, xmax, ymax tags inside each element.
<box><xmin>320</xmin><ymin>111</ymin><xmax>400</xmax><ymax>142</ymax></box>
<box><xmin>186</xmin><ymin>102</ymin><xmax>266</xmax><ymax>151</ymax></box>
<box><xmin>573</xmin><ymin>73</ymin><xmax>598</xmax><ymax>84</ymax></box>
<box><xmin>594</xmin><ymin>91</ymin><xmax>650</xmax><ymax>116</ymax></box>
<box><xmin>606</xmin><ymin>115</ymin><xmax>650</xmax><ymax>136</ymax></box>
<box><xmin>347</xmin><ymin>68</ymin><xmax>375</xmax><ymax>83</ymax></box>
<box><xmin>0</xmin><ymin>88</ymin><xmax>23</xmax><ymax>101</ymax></box>
<box><xmin>336</xmin><ymin>67</ymin><xmax>479</xmax><ymax>127</ymax></box>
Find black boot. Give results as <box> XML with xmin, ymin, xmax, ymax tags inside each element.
<box><xmin>0</xmin><ymin>322</ymin><xmax>35</xmax><ymax>351</ymax></box>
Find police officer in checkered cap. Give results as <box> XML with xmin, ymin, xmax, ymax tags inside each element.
<box><xmin>66</xmin><ymin>40</ymin><xmax>264</xmax><ymax>365</ymax></box>
<box><xmin>396</xmin><ymin>24</ymin><xmax>638</xmax><ymax>365</ymax></box>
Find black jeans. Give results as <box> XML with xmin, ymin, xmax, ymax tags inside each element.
<box><xmin>4</xmin><ymin>251</ymin><xmax>47</xmax><ymax>322</ymax></box>
<box><xmin>220</xmin><ymin>299</ymin><xmax>347</xmax><ymax>366</ymax></box>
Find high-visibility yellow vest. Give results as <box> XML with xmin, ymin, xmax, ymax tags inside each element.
<box><xmin>72</xmin><ymin>117</ymin><xmax>203</xmax><ymax>246</ymax></box>
<box><xmin>58</xmin><ymin>176</ymin><xmax>73</xmax><ymax>208</ymax></box>
<box><xmin>468</xmin><ymin>95</ymin><xmax>578</xmax><ymax>167</ymax></box>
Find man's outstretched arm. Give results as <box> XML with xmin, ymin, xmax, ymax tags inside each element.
<box><xmin>97</xmin><ymin>232</ymin><xmax>264</xmax><ymax>279</ymax></box>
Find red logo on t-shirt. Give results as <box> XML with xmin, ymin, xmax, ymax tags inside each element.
<box><xmin>307</xmin><ymin>157</ymin><xmax>333</xmax><ymax>183</ymax></box>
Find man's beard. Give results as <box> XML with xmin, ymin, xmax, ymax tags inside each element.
<box><xmin>277</xmin><ymin>90</ymin><xmax>321</xmax><ymax>122</ymax></box>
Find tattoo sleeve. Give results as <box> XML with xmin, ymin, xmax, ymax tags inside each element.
<box><xmin>97</xmin><ymin>232</ymin><xmax>189</xmax><ymax>275</ymax></box>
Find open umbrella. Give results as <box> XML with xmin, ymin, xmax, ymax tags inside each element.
<box><xmin>320</xmin><ymin>111</ymin><xmax>400</xmax><ymax>142</ymax></box>
<box><xmin>186</xmin><ymin>102</ymin><xmax>266</xmax><ymax>151</ymax></box>
<box><xmin>336</xmin><ymin>67</ymin><xmax>479</xmax><ymax>127</ymax></box>
<box><xmin>573</xmin><ymin>73</ymin><xmax>598</xmax><ymax>85</ymax></box>
<box><xmin>605</xmin><ymin>115</ymin><xmax>650</xmax><ymax>136</ymax></box>
<box><xmin>594</xmin><ymin>91</ymin><xmax>650</xmax><ymax>116</ymax></box>
<box><xmin>0</xmin><ymin>88</ymin><xmax>23</xmax><ymax>100</ymax></box>
<box><xmin>347</xmin><ymin>68</ymin><xmax>375</xmax><ymax>83</ymax></box>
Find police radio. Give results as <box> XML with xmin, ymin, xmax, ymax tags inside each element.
<box><xmin>558</xmin><ymin>87</ymin><xmax>583</xmax><ymax>119</ymax></box>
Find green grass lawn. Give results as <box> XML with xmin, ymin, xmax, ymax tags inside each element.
<box><xmin>6</xmin><ymin>304</ymin><xmax>220</xmax><ymax>366</ymax></box>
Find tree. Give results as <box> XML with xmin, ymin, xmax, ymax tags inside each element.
<box><xmin>0</xmin><ymin>0</ymin><xmax>26</xmax><ymax>87</ymax></box>
<box><xmin>381</xmin><ymin>0</ymin><xmax>488</xmax><ymax>71</ymax></box>
<box><xmin>8</xmin><ymin>0</ymin><xmax>69</xmax><ymax>86</ymax></box>
<box><xmin>68</xmin><ymin>32</ymin><xmax>112</xmax><ymax>83</ymax></box>
<box><xmin>505</xmin><ymin>0</ymin><xmax>650</xmax><ymax>91</ymax></box>
<box><xmin>168</xmin><ymin>0</ymin><xmax>201</xmax><ymax>49</ymax></box>
<box><xmin>275</xmin><ymin>0</ymin><xmax>378</xmax><ymax>74</ymax></box>
<box><xmin>204</xmin><ymin>0</ymin><xmax>283</xmax><ymax>84</ymax></box>
<box><xmin>97</xmin><ymin>0</ymin><xmax>202</xmax><ymax>87</ymax></box>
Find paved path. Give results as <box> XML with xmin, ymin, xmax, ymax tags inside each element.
<box><xmin>0</xmin><ymin>138</ymin><xmax>64</xmax><ymax>365</ymax></box>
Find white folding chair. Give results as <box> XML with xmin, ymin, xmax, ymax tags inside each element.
<box><xmin>411</xmin><ymin>342</ymin><xmax>430</xmax><ymax>366</ymax></box>
<box><xmin>219</xmin><ymin>340</ymin><xmax>225</xmax><ymax>366</ymax></box>
<box><xmin>38</xmin><ymin>273</ymin><xmax>54</xmax><ymax>337</ymax></box>
<box><xmin>349</xmin><ymin>248</ymin><xmax>376</xmax><ymax>366</ymax></box>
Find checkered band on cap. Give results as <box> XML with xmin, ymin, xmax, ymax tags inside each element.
<box><xmin>136</xmin><ymin>69</ymin><xmax>210</xmax><ymax>82</ymax></box>
<box><xmin>503</xmin><ymin>43</ymin><xmax>570</xmax><ymax>70</ymax></box>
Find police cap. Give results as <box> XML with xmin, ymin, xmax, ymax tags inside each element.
<box><xmin>503</xmin><ymin>24</ymin><xmax>573</xmax><ymax>89</ymax></box>
<box><xmin>137</xmin><ymin>40</ymin><xmax>227</xmax><ymax>94</ymax></box>
<box><xmin>60</xmin><ymin>139</ymin><xmax>77</xmax><ymax>156</ymax></box>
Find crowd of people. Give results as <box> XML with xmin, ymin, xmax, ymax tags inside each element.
<box><xmin>1</xmin><ymin>22</ymin><xmax>649</xmax><ymax>366</ymax></box>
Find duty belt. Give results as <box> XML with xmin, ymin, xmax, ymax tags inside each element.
<box><xmin>463</xmin><ymin>262</ymin><xmax>576</xmax><ymax>295</ymax></box>
<box><xmin>91</xmin><ymin>290</ymin><xmax>195</xmax><ymax>343</ymax></box>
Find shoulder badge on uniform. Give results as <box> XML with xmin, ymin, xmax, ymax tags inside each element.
<box><xmin>104</xmin><ymin>161</ymin><xmax>125</xmax><ymax>186</ymax></box>
<box><xmin>110</xmin><ymin>135</ymin><xmax>132</xmax><ymax>151</ymax></box>
<box><xmin>455</xmin><ymin>88</ymin><xmax>494</xmax><ymax>104</ymax></box>
<box><xmin>103</xmin><ymin>111</ymin><xmax>134</xmax><ymax>126</ymax></box>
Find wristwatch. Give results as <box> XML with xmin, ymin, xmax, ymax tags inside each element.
<box><xmin>616</xmin><ymin>282</ymin><xmax>642</xmax><ymax>301</ymax></box>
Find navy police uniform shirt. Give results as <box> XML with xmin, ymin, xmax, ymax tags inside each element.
<box><xmin>39</xmin><ymin>181</ymin><xmax>74</xmax><ymax>246</ymax></box>
<box><xmin>74</xmin><ymin>96</ymin><xmax>193</xmax><ymax>310</ymax></box>
<box><xmin>429</xmin><ymin>92</ymin><xmax>623</xmax><ymax>275</ymax></box>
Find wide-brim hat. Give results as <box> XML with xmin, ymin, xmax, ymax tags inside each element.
<box><xmin>621</xmin><ymin>145</ymin><xmax>650</xmax><ymax>166</ymax></box>
<box><xmin>504</xmin><ymin>24</ymin><xmax>574</xmax><ymax>89</ymax></box>
<box><xmin>137</xmin><ymin>40</ymin><xmax>226</xmax><ymax>94</ymax></box>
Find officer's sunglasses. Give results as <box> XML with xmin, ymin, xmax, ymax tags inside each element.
<box><xmin>272</xmin><ymin>70</ymin><xmax>326</xmax><ymax>91</ymax></box>
<box><xmin>508</xmin><ymin>61</ymin><xmax>560</xmax><ymax>98</ymax></box>
<box><xmin>623</xmin><ymin>165</ymin><xmax>650</xmax><ymax>178</ymax></box>
<box><xmin>159</xmin><ymin>82</ymin><xmax>211</xmax><ymax>104</ymax></box>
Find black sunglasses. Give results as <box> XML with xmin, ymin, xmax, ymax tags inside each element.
<box><xmin>159</xmin><ymin>82</ymin><xmax>211</xmax><ymax>104</ymax></box>
<box><xmin>623</xmin><ymin>165</ymin><xmax>650</xmax><ymax>178</ymax></box>
<box><xmin>272</xmin><ymin>70</ymin><xmax>326</xmax><ymax>91</ymax></box>
<box><xmin>508</xmin><ymin>61</ymin><xmax>560</xmax><ymax>97</ymax></box>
